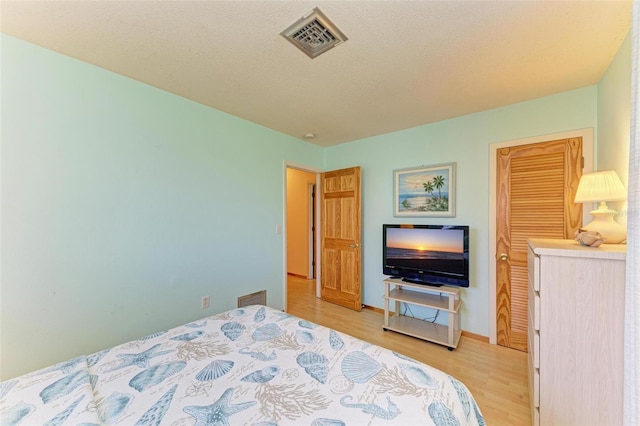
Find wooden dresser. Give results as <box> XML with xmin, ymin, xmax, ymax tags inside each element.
<box><xmin>527</xmin><ymin>238</ymin><xmax>626</xmax><ymax>426</ymax></box>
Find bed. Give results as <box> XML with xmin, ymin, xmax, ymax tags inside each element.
<box><xmin>0</xmin><ymin>304</ymin><xmax>485</xmax><ymax>425</ymax></box>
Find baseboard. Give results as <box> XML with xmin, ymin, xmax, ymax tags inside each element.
<box><xmin>363</xmin><ymin>304</ymin><xmax>386</xmax><ymax>314</ymax></box>
<box><xmin>363</xmin><ymin>304</ymin><xmax>489</xmax><ymax>343</ymax></box>
<box><xmin>461</xmin><ymin>330</ymin><xmax>489</xmax><ymax>343</ymax></box>
<box><xmin>287</xmin><ymin>272</ymin><xmax>309</xmax><ymax>279</ymax></box>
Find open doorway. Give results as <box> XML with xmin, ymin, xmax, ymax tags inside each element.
<box><xmin>284</xmin><ymin>164</ymin><xmax>362</xmax><ymax>312</ymax></box>
<box><xmin>285</xmin><ymin>166</ymin><xmax>320</xmax><ymax>307</ymax></box>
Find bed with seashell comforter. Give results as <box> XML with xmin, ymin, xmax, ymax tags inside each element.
<box><xmin>0</xmin><ymin>304</ymin><xmax>485</xmax><ymax>425</ymax></box>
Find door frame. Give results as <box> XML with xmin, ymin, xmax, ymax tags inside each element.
<box><xmin>283</xmin><ymin>161</ymin><xmax>322</xmax><ymax>311</ymax></box>
<box><xmin>488</xmin><ymin>128</ymin><xmax>594</xmax><ymax>344</ymax></box>
<box><xmin>307</xmin><ymin>182</ymin><xmax>316</xmax><ymax>280</ymax></box>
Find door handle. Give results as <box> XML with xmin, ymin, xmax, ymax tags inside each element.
<box><xmin>499</xmin><ymin>253</ymin><xmax>509</xmax><ymax>261</ymax></box>
<box><xmin>349</xmin><ymin>243</ymin><xmax>360</xmax><ymax>248</ymax></box>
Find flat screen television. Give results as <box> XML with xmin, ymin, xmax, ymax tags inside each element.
<box><xmin>382</xmin><ymin>224</ymin><xmax>469</xmax><ymax>287</ymax></box>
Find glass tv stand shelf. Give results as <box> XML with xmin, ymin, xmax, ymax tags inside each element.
<box><xmin>382</xmin><ymin>278</ymin><xmax>462</xmax><ymax>350</ymax></box>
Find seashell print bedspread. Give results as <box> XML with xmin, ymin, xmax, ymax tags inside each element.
<box><xmin>0</xmin><ymin>305</ymin><xmax>485</xmax><ymax>425</ymax></box>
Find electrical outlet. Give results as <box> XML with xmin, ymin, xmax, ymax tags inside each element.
<box><xmin>201</xmin><ymin>295</ymin><xmax>210</xmax><ymax>309</ymax></box>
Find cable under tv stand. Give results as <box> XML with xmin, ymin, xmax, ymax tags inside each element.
<box><xmin>382</xmin><ymin>277</ymin><xmax>461</xmax><ymax>350</ymax></box>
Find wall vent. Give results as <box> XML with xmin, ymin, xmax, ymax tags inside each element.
<box><xmin>281</xmin><ymin>7</ymin><xmax>348</xmax><ymax>59</ymax></box>
<box><xmin>238</xmin><ymin>290</ymin><xmax>267</xmax><ymax>308</ymax></box>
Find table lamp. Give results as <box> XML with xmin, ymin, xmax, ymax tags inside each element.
<box><xmin>574</xmin><ymin>170</ymin><xmax>627</xmax><ymax>244</ymax></box>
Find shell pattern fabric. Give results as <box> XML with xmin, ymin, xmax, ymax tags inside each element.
<box><xmin>0</xmin><ymin>305</ymin><xmax>484</xmax><ymax>425</ymax></box>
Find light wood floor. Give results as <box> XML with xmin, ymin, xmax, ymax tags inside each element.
<box><xmin>286</xmin><ymin>275</ymin><xmax>531</xmax><ymax>425</ymax></box>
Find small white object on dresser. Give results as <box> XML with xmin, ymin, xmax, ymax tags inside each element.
<box><xmin>527</xmin><ymin>238</ymin><xmax>626</xmax><ymax>426</ymax></box>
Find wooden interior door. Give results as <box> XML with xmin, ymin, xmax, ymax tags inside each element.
<box><xmin>320</xmin><ymin>166</ymin><xmax>362</xmax><ymax>311</ymax></box>
<box><xmin>496</xmin><ymin>138</ymin><xmax>582</xmax><ymax>351</ymax></box>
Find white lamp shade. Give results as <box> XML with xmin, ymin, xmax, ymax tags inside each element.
<box><xmin>574</xmin><ymin>170</ymin><xmax>627</xmax><ymax>203</ymax></box>
<box><xmin>574</xmin><ymin>170</ymin><xmax>627</xmax><ymax>244</ymax></box>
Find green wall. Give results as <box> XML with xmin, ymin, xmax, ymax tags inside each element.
<box><xmin>0</xmin><ymin>35</ymin><xmax>323</xmax><ymax>380</ymax></box>
<box><xmin>1</xmin><ymin>29</ymin><xmax>631</xmax><ymax>379</ymax></box>
<box><xmin>324</xmin><ymin>88</ymin><xmax>599</xmax><ymax>336</ymax></box>
<box><xmin>323</xmin><ymin>30</ymin><xmax>630</xmax><ymax>337</ymax></box>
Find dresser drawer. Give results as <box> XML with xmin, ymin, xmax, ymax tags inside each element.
<box><xmin>527</xmin><ymin>339</ymin><xmax>540</xmax><ymax>408</ymax></box>
<box><xmin>528</xmin><ymin>278</ymin><xmax>540</xmax><ymax>331</ymax></box>
<box><xmin>531</xmin><ymin>406</ymin><xmax>540</xmax><ymax>426</ymax></box>
<box><xmin>528</xmin><ymin>307</ymin><xmax>539</xmax><ymax>369</ymax></box>
<box><xmin>527</xmin><ymin>247</ymin><xmax>540</xmax><ymax>292</ymax></box>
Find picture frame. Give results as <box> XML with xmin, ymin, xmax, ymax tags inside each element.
<box><xmin>393</xmin><ymin>162</ymin><xmax>456</xmax><ymax>217</ymax></box>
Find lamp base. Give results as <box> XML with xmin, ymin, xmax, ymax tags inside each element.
<box><xmin>582</xmin><ymin>202</ymin><xmax>626</xmax><ymax>244</ymax></box>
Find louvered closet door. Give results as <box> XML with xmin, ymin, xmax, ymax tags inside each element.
<box><xmin>496</xmin><ymin>138</ymin><xmax>582</xmax><ymax>351</ymax></box>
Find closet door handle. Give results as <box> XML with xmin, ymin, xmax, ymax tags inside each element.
<box><xmin>499</xmin><ymin>253</ymin><xmax>509</xmax><ymax>261</ymax></box>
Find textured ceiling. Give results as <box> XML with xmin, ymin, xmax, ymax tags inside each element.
<box><xmin>0</xmin><ymin>1</ymin><xmax>632</xmax><ymax>146</ymax></box>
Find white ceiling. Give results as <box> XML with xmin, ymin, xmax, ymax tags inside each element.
<box><xmin>1</xmin><ymin>1</ymin><xmax>632</xmax><ymax>147</ymax></box>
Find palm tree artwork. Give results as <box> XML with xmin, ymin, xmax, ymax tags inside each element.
<box><xmin>432</xmin><ymin>175</ymin><xmax>445</xmax><ymax>201</ymax></box>
<box><xmin>423</xmin><ymin>175</ymin><xmax>448</xmax><ymax>211</ymax></box>
<box><xmin>423</xmin><ymin>180</ymin><xmax>435</xmax><ymax>197</ymax></box>
<box><xmin>396</xmin><ymin>164</ymin><xmax>453</xmax><ymax>216</ymax></box>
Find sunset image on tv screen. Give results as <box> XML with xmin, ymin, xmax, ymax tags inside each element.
<box><xmin>386</xmin><ymin>228</ymin><xmax>463</xmax><ymax>254</ymax></box>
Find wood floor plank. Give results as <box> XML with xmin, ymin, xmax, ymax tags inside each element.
<box><xmin>286</xmin><ymin>275</ymin><xmax>531</xmax><ymax>425</ymax></box>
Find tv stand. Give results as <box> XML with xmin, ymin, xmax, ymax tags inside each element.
<box><xmin>382</xmin><ymin>277</ymin><xmax>461</xmax><ymax>350</ymax></box>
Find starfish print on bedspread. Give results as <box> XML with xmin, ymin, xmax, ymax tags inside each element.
<box><xmin>107</xmin><ymin>344</ymin><xmax>174</xmax><ymax>371</ymax></box>
<box><xmin>183</xmin><ymin>387</ymin><xmax>256</xmax><ymax>426</ymax></box>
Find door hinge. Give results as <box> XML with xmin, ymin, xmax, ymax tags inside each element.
<box><xmin>581</xmin><ymin>156</ymin><xmax>584</xmax><ymax>169</ymax></box>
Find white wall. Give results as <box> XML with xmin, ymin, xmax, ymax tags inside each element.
<box><xmin>0</xmin><ymin>35</ymin><xmax>323</xmax><ymax>380</ymax></box>
<box><xmin>597</xmin><ymin>32</ymin><xmax>632</xmax><ymax>227</ymax></box>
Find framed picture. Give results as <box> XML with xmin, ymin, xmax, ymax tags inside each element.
<box><xmin>393</xmin><ymin>163</ymin><xmax>456</xmax><ymax>217</ymax></box>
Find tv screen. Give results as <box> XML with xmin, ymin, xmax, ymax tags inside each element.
<box><xmin>382</xmin><ymin>224</ymin><xmax>469</xmax><ymax>287</ymax></box>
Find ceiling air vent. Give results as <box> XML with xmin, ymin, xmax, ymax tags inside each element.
<box><xmin>281</xmin><ymin>7</ymin><xmax>348</xmax><ymax>59</ymax></box>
